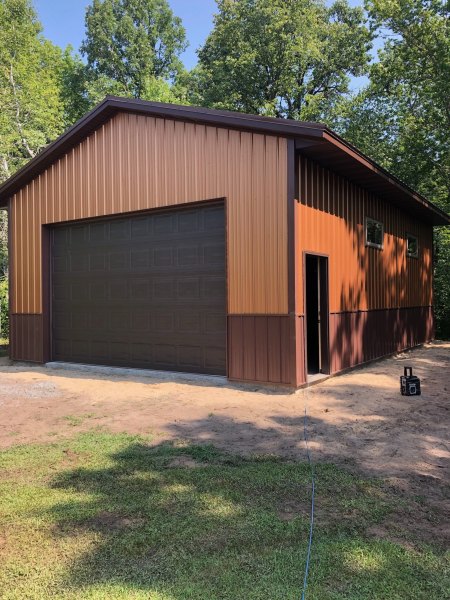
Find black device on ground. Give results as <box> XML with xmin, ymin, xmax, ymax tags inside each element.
<box><xmin>400</xmin><ymin>367</ymin><xmax>421</xmax><ymax>396</ymax></box>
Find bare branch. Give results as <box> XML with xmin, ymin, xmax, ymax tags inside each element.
<box><xmin>8</xmin><ymin>64</ymin><xmax>36</xmax><ymax>160</ymax></box>
<box><xmin>0</xmin><ymin>155</ymin><xmax>11</xmax><ymax>181</ymax></box>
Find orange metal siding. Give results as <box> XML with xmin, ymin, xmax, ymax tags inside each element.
<box><xmin>295</xmin><ymin>155</ymin><xmax>433</xmax><ymax>315</ymax></box>
<box><xmin>10</xmin><ymin>113</ymin><xmax>288</xmax><ymax>315</ymax></box>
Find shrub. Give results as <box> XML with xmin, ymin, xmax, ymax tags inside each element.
<box><xmin>0</xmin><ymin>278</ymin><xmax>8</xmax><ymax>339</ymax></box>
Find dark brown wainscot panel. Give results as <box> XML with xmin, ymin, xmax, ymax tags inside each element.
<box><xmin>10</xmin><ymin>314</ymin><xmax>44</xmax><ymax>362</ymax></box>
<box><xmin>228</xmin><ymin>315</ymin><xmax>293</xmax><ymax>385</ymax></box>
<box><xmin>329</xmin><ymin>306</ymin><xmax>434</xmax><ymax>373</ymax></box>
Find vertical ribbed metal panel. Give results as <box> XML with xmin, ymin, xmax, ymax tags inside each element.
<box><xmin>228</xmin><ymin>315</ymin><xmax>292</xmax><ymax>384</ymax></box>
<box><xmin>295</xmin><ymin>155</ymin><xmax>433</xmax><ymax>314</ymax></box>
<box><xmin>10</xmin><ymin>113</ymin><xmax>288</xmax><ymax>315</ymax></box>
<box><xmin>10</xmin><ymin>315</ymin><xmax>43</xmax><ymax>362</ymax></box>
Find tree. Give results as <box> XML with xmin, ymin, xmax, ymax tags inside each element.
<box><xmin>0</xmin><ymin>0</ymin><xmax>70</xmax><ymax>181</ymax></box>
<box><xmin>0</xmin><ymin>0</ymin><xmax>79</xmax><ymax>338</ymax></box>
<box><xmin>0</xmin><ymin>211</ymin><xmax>6</xmax><ymax>278</ymax></box>
<box><xmin>190</xmin><ymin>0</ymin><xmax>372</xmax><ymax>120</ymax></box>
<box><xmin>0</xmin><ymin>277</ymin><xmax>7</xmax><ymax>338</ymax></box>
<box><xmin>336</xmin><ymin>0</ymin><xmax>450</xmax><ymax>337</ymax></box>
<box><xmin>61</xmin><ymin>54</ymin><xmax>190</xmax><ymax>126</ymax></box>
<box><xmin>81</xmin><ymin>0</ymin><xmax>187</xmax><ymax>99</ymax></box>
<box><xmin>345</xmin><ymin>0</ymin><xmax>449</xmax><ymax>201</ymax></box>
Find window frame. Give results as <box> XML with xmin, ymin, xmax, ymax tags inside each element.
<box><xmin>406</xmin><ymin>232</ymin><xmax>419</xmax><ymax>258</ymax></box>
<box><xmin>365</xmin><ymin>216</ymin><xmax>384</xmax><ymax>250</ymax></box>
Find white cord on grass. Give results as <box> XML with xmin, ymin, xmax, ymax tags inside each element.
<box><xmin>301</xmin><ymin>389</ymin><xmax>315</xmax><ymax>600</ymax></box>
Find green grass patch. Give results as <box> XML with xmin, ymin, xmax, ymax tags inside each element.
<box><xmin>0</xmin><ymin>432</ymin><xmax>448</xmax><ymax>599</ymax></box>
<box><xmin>62</xmin><ymin>414</ymin><xmax>97</xmax><ymax>427</ymax></box>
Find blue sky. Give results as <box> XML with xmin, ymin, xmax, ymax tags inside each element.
<box><xmin>34</xmin><ymin>0</ymin><xmax>217</xmax><ymax>70</ymax></box>
<box><xmin>33</xmin><ymin>0</ymin><xmax>373</xmax><ymax>90</ymax></box>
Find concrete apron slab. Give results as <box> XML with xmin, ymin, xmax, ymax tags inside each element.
<box><xmin>45</xmin><ymin>362</ymin><xmax>228</xmax><ymax>386</ymax></box>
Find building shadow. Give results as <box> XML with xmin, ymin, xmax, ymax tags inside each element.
<box><xmin>41</xmin><ymin>422</ymin><xmax>447</xmax><ymax>598</ymax></box>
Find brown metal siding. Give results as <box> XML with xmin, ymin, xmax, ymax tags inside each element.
<box><xmin>10</xmin><ymin>112</ymin><xmax>288</xmax><ymax>316</ymax></box>
<box><xmin>10</xmin><ymin>314</ymin><xmax>44</xmax><ymax>362</ymax></box>
<box><xmin>2</xmin><ymin>97</ymin><xmax>448</xmax><ymax>224</ymax></box>
<box><xmin>329</xmin><ymin>306</ymin><xmax>434</xmax><ymax>373</ymax></box>
<box><xmin>295</xmin><ymin>155</ymin><xmax>433</xmax><ymax>315</ymax></box>
<box><xmin>227</xmin><ymin>316</ymin><xmax>291</xmax><ymax>384</ymax></box>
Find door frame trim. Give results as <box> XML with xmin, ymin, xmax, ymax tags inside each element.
<box><xmin>42</xmin><ymin>226</ymin><xmax>52</xmax><ymax>362</ymax></box>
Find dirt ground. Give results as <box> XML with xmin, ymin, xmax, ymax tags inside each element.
<box><xmin>0</xmin><ymin>341</ymin><xmax>449</xmax><ymax>539</ymax></box>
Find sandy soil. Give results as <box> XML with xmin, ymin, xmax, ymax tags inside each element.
<box><xmin>0</xmin><ymin>342</ymin><xmax>449</xmax><ymax>540</ymax></box>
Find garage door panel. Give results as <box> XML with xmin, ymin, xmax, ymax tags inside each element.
<box><xmin>89</xmin><ymin>221</ymin><xmax>108</xmax><ymax>242</ymax></box>
<box><xmin>53</xmin><ymin>255</ymin><xmax>68</xmax><ymax>273</ymax></box>
<box><xmin>205</xmin><ymin>347</ymin><xmax>227</xmax><ymax>371</ymax></box>
<box><xmin>130</xmin><ymin>280</ymin><xmax>149</xmax><ymax>300</ymax></box>
<box><xmin>110</xmin><ymin>219</ymin><xmax>131</xmax><ymax>240</ymax></box>
<box><xmin>108</xmin><ymin>281</ymin><xmax>127</xmax><ymax>300</ymax></box>
<box><xmin>89</xmin><ymin>282</ymin><xmax>108</xmax><ymax>301</ymax></box>
<box><xmin>89</xmin><ymin>253</ymin><xmax>107</xmax><ymax>271</ymax></box>
<box><xmin>153</xmin><ymin>213</ymin><xmax>175</xmax><ymax>234</ymax></box>
<box><xmin>53</xmin><ymin>322</ymin><xmax>226</xmax><ymax>344</ymax></box>
<box><xmin>88</xmin><ymin>310</ymin><xmax>109</xmax><ymax>330</ymax></box>
<box><xmin>153</xmin><ymin>247</ymin><xmax>173</xmax><ymax>268</ymax></box>
<box><xmin>131</xmin><ymin>310</ymin><xmax>150</xmax><ymax>331</ymax></box>
<box><xmin>70</xmin><ymin>225</ymin><xmax>89</xmax><ymax>244</ymax></box>
<box><xmin>130</xmin><ymin>217</ymin><xmax>150</xmax><ymax>237</ymax></box>
<box><xmin>131</xmin><ymin>249</ymin><xmax>150</xmax><ymax>270</ymax></box>
<box><xmin>72</xmin><ymin>312</ymin><xmax>89</xmax><ymax>330</ymax></box>
<box><xmin>53</xmin><ymin>227</ymin><xmax>69</xmax><ymax>247</ymax></box>
<box><xmin>54</xmin><ymin>246</ymin><xmax>225</xmax><ymax>275</ymax></box>
<box><xmin>204</xmin><ymin>243</ymin><xmax>226</xmax><ymax>266</ymax></box>
<box><xmin>131</xmin><ymin>343</ymin><xmax>154</xmax><ymax>366</ymax></box>
<box><xmin>177</xmin><ymin>345</ymin><xmax>203</xmax><ymax>369</ymax></box>
<box><xmin>52</xmin><ymin>203</ymin><xmax>226</xmax><ymax>375</ymax></box>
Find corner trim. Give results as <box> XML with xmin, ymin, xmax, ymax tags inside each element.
<box><xmin>287</xmin><ymin>138</ymin><xmax>298</xmax><ymax>386</ymax></box>
<box><xmin>7</xmin><ymin>199</ymin><xmax>12</xmax><ymax>357</ymax></box>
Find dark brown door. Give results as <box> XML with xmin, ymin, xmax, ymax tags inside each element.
<box><xmin>51</xmin><ymin>203</ymin><xmax>226</xmax><ymax>375</ymax></box>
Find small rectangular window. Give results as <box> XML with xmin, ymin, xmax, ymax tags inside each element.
<box><xmin>407</xmin><ymin>233</ymin><xmax>418</xmax><ymax>258</ymax></box>
<box><xmin>365</xmin><ymin>217</ymin><xmax>384</xmax><ymax>249</ymax></box>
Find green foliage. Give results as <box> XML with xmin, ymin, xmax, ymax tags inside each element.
<box><xmin>0</xmin><ymin>277</ymin><xmax>8</xmax><ymax>338</ymax></box>
<box><xmin>434</xmin><ymin>228</ymin><xmax>450</xmax><ymax>339</ymax></box>
<box><xmin>0</xmin><ymin>0</ymin><xmax>74</xmax><ymax>330</ymax></box>
<box><xmin>0</xmin><ymin>210</ymin><xmax>6</xmax><ymax>279</ymax></box>
<box><xmin>334</xmin><ymin>0</ymin><xmax>450</xmax><ymax>337</ymax></box>
<box><xmin>336</xmin><ymin>0</ymin><xmax>449</xmax><ymax>202</ymax></box>
<box><xmin>62</xmin><ymin>60</ymin><xmax>188</xmax><ymax>125</ymax></box>
<box><xmin>190</xmin><ymin>0</ymin><xmax>372</xmax><ymax>120</ymax></box>
<box><xmin>59</xmin><ymin>0</ymin><xmax>190</xmax><ymax>122</ymax></box>
<box><xmin>0</xmin><ymin>432</ymin><xmax>447</xmax><ymax>598</ymax></box>
<box><xmin>58</xmin><ymin>49</ymin><xmax>94</xmax><ymax>126</ymax></box>
<box><xmin>0</xmin><ymin>0</ymin><xmax>69</xmax><ymax>180</ymax></box>
<box><xmin>81</xmin><ymin>0</ymin><xmax>187</xmax><ymax>99</ymax></box>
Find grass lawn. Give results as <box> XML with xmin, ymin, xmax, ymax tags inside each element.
<box><xmin>0</xmin><ymin>337</ymin><xmax>8</xmax><ymax>357</ymax></box>
<box><xmin>0</xmin><ymin>432</ymin><xmax>448</xmax><ymax>599</ymax></box>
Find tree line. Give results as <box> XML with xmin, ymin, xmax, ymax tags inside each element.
<box><xmin>0</xmin><ymin>0</ymin><xmax>448</xmax><ymax>338</ymax></box>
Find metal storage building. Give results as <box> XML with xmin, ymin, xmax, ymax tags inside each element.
<box><xmin>0</xmin><ymin>96</ymin><xmax>448</xmax><ymax>387</ymax></box>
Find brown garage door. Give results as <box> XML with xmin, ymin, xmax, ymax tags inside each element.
<box><xmin>51</xmin><ymin>203</ymin><xmax>226</xmax><ymax>375</ymax></box>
